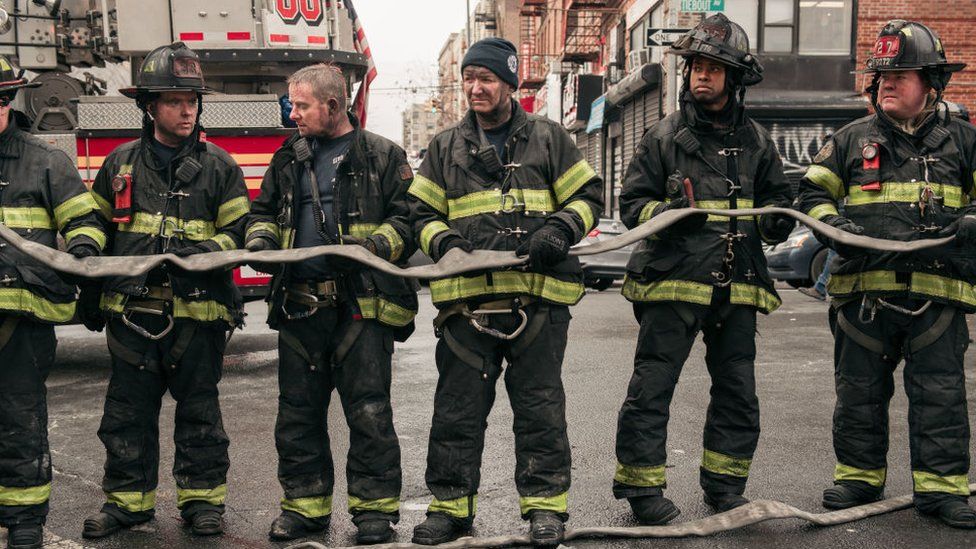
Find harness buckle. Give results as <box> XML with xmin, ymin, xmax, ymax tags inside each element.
<box><xmin>718</xmin><ymin>148</ymin><xmax>742</xmax><ymax>157</ymax></box>
<box><xmin>498</xmin><ymin>193</ymin><xmax>525</xmax><ymax>214</ymax></box>
<box><xmin>121</xmin><ymin>310</ymin><xmax>175</xmax><ymax>340</ymax></box>
<box><xmin>464</xmin><ymin>308</ymin><xmax>529</xmax><ymax>340</ymax></box>
<box><xmin>497</xmin><ymin>227</ymin><xmax>528</xmax><ymax>237</ymax></box>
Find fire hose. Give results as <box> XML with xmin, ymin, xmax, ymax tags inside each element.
<box><xmin>0</xmin><ymin>207</ymin><xmax>956</xmax><ymax>279</ymax></box>
<box><xmin>280</xmin><ymin>483</ymin><xmax>976</xmax><ymax>548</ymax></box>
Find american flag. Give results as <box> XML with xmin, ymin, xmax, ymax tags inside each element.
<box><xmin>346</xmin><ymin>0</ymin><xmax>376</xmax><ymax>127</ymax></box>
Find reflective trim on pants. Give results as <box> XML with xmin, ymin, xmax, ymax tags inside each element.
<box><xmin>519</xmin><ymin>492</ymin><xmax>568</xmax><ymax>516</ymax></box>
<box><xmin>0</xmin><ymin>483</ymin><xmax>50</xmax><ymax>507</ymax></box>
<box><xmin>834</xmin><ymin>463</ymin><xmax>886</xmax><ymax>487</ymax></box>
<box><xmin>281</xmin><ymin>495</ymin><xmax>332</xmax><ymax>518</ymax></box>
<box><xmin>428</xmin><ymin>495</ymin><xmax>477</xmax><ymax>519</ymax></box>
<box><xmin>176</xmin><ymin>484</ymin><xmax>227</xmax><ymax>507</ymax></box>
<box><xmin>347</xmin><ymin>495</ymin><xmax>399</xmax><ymax>514</ymax></box>
<box><xmin>106</xmin><ymin>490</ymin><xmax>156</xmax><ymax>513</ymax></box>
<box><xmin>913</xmin><ymin>471</ymin><xmax>970</xmax><ymax>496</ymax></box>
<box><xmin>613</xmin><ymin>463</ymin><xmax>666</xmax><ymax>488</ymax></box>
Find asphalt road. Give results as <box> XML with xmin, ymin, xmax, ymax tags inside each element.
<box><xmin>6</xmin><ymin>285</ymin><xmax>976</xmax><ymax>549</ymax></box>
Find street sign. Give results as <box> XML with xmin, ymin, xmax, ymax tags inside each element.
<box><xmin>646</xmin><ymin>27</ymin><xmax>692</xmax><ymax>48</ymax></box>
<box><xmin>680</xmin><ymin>0</ymin><xmax>724</xmax><ymax>12</ymax></box>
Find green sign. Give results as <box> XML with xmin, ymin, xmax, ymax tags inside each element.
<box><xmin>681</xmin><ymin>0</ymin><xmax>724</xmax><ymax>12</ymax></box>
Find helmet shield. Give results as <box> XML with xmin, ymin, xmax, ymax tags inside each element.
<box><xmin>120</xmin><ymin>42</ymin><xmax>212</xmax><ymax>99</ymax></box>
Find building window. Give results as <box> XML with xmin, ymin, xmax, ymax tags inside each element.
<box><xmin>721</xmin><ymin>0</ymin><xmax>852</xmax><ymax>55</ymax></box>
<box><xmin>798</xmin><ymin>0</ymin><xmax>853</xmax><ymax>55</ymax></box>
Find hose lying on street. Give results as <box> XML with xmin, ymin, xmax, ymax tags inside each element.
<box><xmin>0</xmin><ymin>207</ymin><xmax>956</xmax><ymax>279</ymax></box>
<box><xmin>284</xmin><ymin>483</ymin><xmax>976</xmax><ymax>549</ymax></box>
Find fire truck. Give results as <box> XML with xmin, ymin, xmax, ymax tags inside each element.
<box><xmin>0</xmin><ymin>0</ymin><xmax>370</xmax><ymax>298</ymax></box>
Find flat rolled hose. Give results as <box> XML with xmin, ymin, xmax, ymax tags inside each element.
<box><xmin>0</xmin><ymin>207</ymin><xmax>956</xmax><ymax>280</ymax></box>
<box><xmin>283</xmin><ymin>483</ymin><xmax>976</xmax><ymax>548</ymax></box>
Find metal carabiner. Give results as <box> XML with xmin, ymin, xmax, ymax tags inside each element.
<box><xmin>858</xmin><ymin>295</ymin><xmax>878</xmax><ymax>324</ymax></box>
<box><xmin>499</xmin><ymin>192</ymin><xmax>525</xmax><ymax>214</ymax></box>
<box><xmin>465</xmin><ymin>308</ymin><xmax>529</xmax><ymax>340</ymax></box>
<box><xmin>121</xmin><ymin>310</ymin><xmax>175</xmax><ymax>340</ymax></box>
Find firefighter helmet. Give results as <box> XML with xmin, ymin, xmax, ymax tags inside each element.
<box><xmin>864</xmin><ymin>20</ymin><xmax>965</xmax><ymax>91</ymax></box>
<box><xmin>120</xmin><ymin>42</ymin><xmax>212</xmax><ymax>99</ymax></box>
<box><xmin>670</xmin><ymin>13</ymin><xmax>763</xmax><ymax>86</ymax></box>
<box><xmin>0</xmin><ymin>55</ymin><xmax>41</xmax><ymax>99</ymax></box>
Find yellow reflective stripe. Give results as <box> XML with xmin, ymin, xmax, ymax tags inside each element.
<box><xmin>730</xmin><ymin>283</ymin><xmax>782</xmax><ymax>314</ymax></box>
<box><xmin>91</xmin><ymin>190</ymin><xmax>113</xmax><ymax>220</ymax></box>
<box><xmin>834</xmin><ymin>463</ymin><xmax>886</xmax><ymax>487</ymax></box>
<box><xmin>64</xmin><ymin>226</ymin><xmax>107</xmax><ymax>249</ymax></box>
<box><xmin>173</xmin><ymin>298</ymin><xmax>233</xmax><ymax>323</ymax></box>
<box><xmin>828</xmin><ymin>270</ymin><xmax>906</xmax><ymax>294</ymax></box>
<box><xmin>621</xmin><ymin>277</ymin><xmax>713</xmax><ymax>306</ymax></box>
<box><xmin>429</xmin><ymin>272</ymin><xmax>584</xmax><ymax>306</ymax></box>
<box><xmin>638</xmin><ymin>200</ymin><xmax>665</xmax><ymax>224</ymax></box>
<box><xmin>614</xmin><ymin>463</ymin><xmax>665</xmax><ymax>487</ymax></box>
<box><xmin>553</xmin><ymin>159</ymin><xmax>596</xmax><ymax>204</ymax></box>
<box><xmin>0</xmin><ymin>207</ymin><xmax>54</xmax><ymax>230</ymax></box>
<box><xmin>0</xmin><ymin>288</ymin><xmax>75</xmax><ymax>323</ymax></box>
<box><xmin>911</xmin><ymin>272</ymin><xmax>976</xmax><ymax>308</ymax></box>
<box><xmin>281</xmin><ymin>495</ymin><xmax>332</xmax><ymax>518</ymax></box>
<box><xmin>347</xmin><ymin>495</ymin><xmax>400</xmax><ymax>514</ymax></box>
<box><xmin>357</xmin><ymin>297</ymin><xmax>415</xmax><ymax>327</ymax></box>
<box><xmin>282</xmin><ymin>227</ymin><xmax>294</xmax><ymax>249</ymax></box>
<box><xmin>348</xmin><ymin>223</ymin><xmax>380</xmax><ymax>239</ymax></box>
<box><xmin>702</xmin><ymin>449</ymin><xmax>752</xmax><ymax>478</ymax></box>
<box><xmin>913</xmin><ymin>470</ymin><xmax>970</xmax><ymax>495</ymax></box>
<box><xmin>446</xmin><ymin>188</ymin><xmax>556</xmax><ymax>220</ymax></box>
<box><xmin>373</xmin><ymin>223</ymin><xmax>405</xmax><ymax>262</ymax></box>
<box><xmin>408</xmin><ymin>174</ymin><xmax>448</xmax><ymax>215</ymax></box>
<box><xmin>828</xmin><ymin>271</ymin><xmax>976</xmax><ymax>308</ymax></box>
<box><xmin>216</xmin><ymin>196</ymin><xmax>250</xmax><ymax>228</ymax></box>
<box><xmin>808</xmin><ymin>202</ymin><xmax>840</xmax><ymax>221</ymax></box>
<box><xmin>53</xmin><ymin>192</ymin><xmax>99</xmax><ymax>230</ymax></box>
<box><xmin>100</xmin><ymin>292</ymin><xmax>126</xmax><ymax>314</ymax></box>
<box><xmin>0</xmin><ymin>483</ymin><xmax>50</xmax><ymax>506</ymax></box>
<box><xmin>697</xmin><ymin>199</ymin><xmax>755</xmax><ymax>222</ymax></box>
<box><xmin>420</xmin><ymin>221</ymin><xmax>450</xmax><ymax>256</ymax></box>
<box><xmin>176</xmin><ymin>484</ymin><xmax>227</xmax><ymax>507</ymax></box>
<box><xmin>519</xmin><ymin>492</ymin><xmax>568</xmax><ymax>515</ymax></box>
<box><xmin>428</xmin><ymin>495</ymin><xmax>476</xmax><ymax>519</ymax></box>
<box><xmin>564</xmin><ymin>199</ymin><xmax>594</xmax><ymax>233</ymax></box>
<box><xmin>805</xmin><ymin>164</ymin><xmax>846</xmax><ymax>200</ymax></box>
<box><xmin>847</xmin><ymin>182</ymin><xmax>964</xmax><ymax>208</ymax></box>
<box><xmin>210</xmin><ymin>233</ymin><xmax>237</xmax><ymax>251</ymax></box>
<box><xmin>246</xmin><ymin>221</ymin><xmax>280</xmax><ymax>243</ymax></box>
<box><xmin>118</xmin><ymin>212</ymin><xmax>216</xmax><ymax>241</ymax></box>
<box><xmin>106</xmin><ymin>490</ymin><xmax>156</xmax><ymax>512</ymax></box>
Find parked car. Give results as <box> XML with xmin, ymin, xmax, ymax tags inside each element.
<box><xmin>764</xmin><ymin>225</ymin><xmax>829</xmax><ymax>287</ymax></box>
<box><xmin>576</xmin><ymin>218</ymin><xmax>635</xmax><ymax>291</ymax></box>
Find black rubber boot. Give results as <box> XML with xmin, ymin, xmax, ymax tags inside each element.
<box><xmin>704</xmin><ymin>492</ymin><xmax>749</xmax><ymax>513</ymax></box>
<box><xmin>628</xmin><ymin>495</ymin><xmax>680</xmax><ymax>525</ymax></box>
<box><xmin>916</xmin><ymin>496</ymin><xmax>976</xmax><ymax>529</ymax></box>
<box><xmin>268</xmin><ymin>510</ymin><xmax>329</xmax><ymax>541</ymax></box>
<box><xmin>7</xmin><ymin>522</ymin><xmax>43</xmax><ymax>549</ymax></box>
<box><xmin>355</xmin><ymin>518</ymin><xmax>394</xmax><ymax>544</ymax></box>
<box><xmin>822</xmin><ymin>481</ymin><xmax>884</xmax><ymax>510</ymax></box>
<box><xmin>411</xmin><ymin>512</ymin><xmax>468</xmax><ymax>545</ymax></box>
<box><xmin>528</xmin><ymin>510</ymin><xmax>564</xmax><ymax>547</ymax></box>
<box><xmin>82</xmin><ymin>512</ymin><xmax>127</xmax><ymax>539</ymax></box>
<box><xmin>189</xmin><ymin>509</ymin><xmax>224</xmax><ymax>536</ymax></box>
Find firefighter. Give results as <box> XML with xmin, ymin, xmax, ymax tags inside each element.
<box><xmin>80</xmin><ymin>42</ymin><xmax>249</xmax><ymax>538</ymax></box>
<box><xmin>796</xmin><ymin>20</ymin><xmax>976</xmax><ymax>528</ymax></box>
<box><xmin>0</xmin><ymin>56</ymin><xmax>105</xmax><ymax>549</ymax></box>
<box><xmin>245</xmin><ymin>63</ymin><xmax>417</xmax><ymax>545</ymax></box>
<box><xmin>613</xmin><ymin>14</ymin><xmax>793</xmax><ymax>525</ymax></box>
<box><xmin>407</xmin><ymin>37</ymin><xmax>603</xmax><ymax>546</ymax></box>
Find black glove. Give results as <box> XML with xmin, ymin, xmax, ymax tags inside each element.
<box><xmin>946</xmin><ymin>215</ymin><xmax>976</xmax><ymax>247</ymax></box>
<box><xmin>657</xmin><ymin>197</ymin><xmax>708</xmax><ymax>239</ymax></box>
<box><xmin>170</xmin><ymin>243</ymin><xmax>211</xmax><ymax>258</ymax></box>
<box><xmin>759</xmin><ymin>213</ymin><xmax>795</xmax><ymax>244</ymax></box>
<box><xmin>340</xmin><ymin>234</ymin><xmax>383</xmax><ymax>257</ymax></box>
<box><xmin>67</xmin><ymin>242</ymin><xmax>99</xmax><ymax>259</ymax></box>
<box><xmin>77</xmin><ymin>282</ymin><xmax>105</xmax><ymax>332</ymax></box>
<box><xmin>515</xmin><ymin>219</ymin><xmax>573</xmax><ymax>270</ymax></box>
<box><xmin>820</xmin><ymin>215</ymin><xmax>865</xmax><ymax>258</ymax></box>
<box><xmin>246</xmin><ymin>237</ymin><xmax>277</xmax><ymax>252</ymax></box>
<box><xmin>435</xmin><ymin>235</ymin><xmax>474</xmax><ymax>262</ymax></box>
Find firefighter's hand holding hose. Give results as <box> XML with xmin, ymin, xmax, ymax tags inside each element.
<box><xmin>245</xmin><ymin>237</ymin><xmax>282</xmax><ymax>276</ymax></box>
<box><xmin>815</xmin><ymin>214</ymin><xmax>865</xmax><ymax>258</ymax></box>
<box><xmin>941</xmin><ymin>215</ymin><xmax>976</xmax><ymax>248</ymax></box>
<box><xmin>515</xmin><ymin>218</ymin><xmax>573</xmax><ymax>270</ymax></box>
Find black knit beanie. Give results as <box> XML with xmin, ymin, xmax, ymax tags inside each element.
<box><xmin>461</xmin><ymin>37</ymin><xmax>519</xmax><ymax>89</ymax></box>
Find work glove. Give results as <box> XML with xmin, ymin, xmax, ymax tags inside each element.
<box><xmin>759</xmin><ymin>213</ymin><xmax>795</xmax><ymax>244</ymax></box>
<box><xmin>67</xmin><ymin>242</ymin><xmax>100</xmax><ymax>259</ymax></box>
<box><xmin>435</xmin><ymin>234</ymin><xmax>474</xmax><ymax>262</ymax></box>
<box><xmin>657</xmin><ymin>197</ymin><xmax>708</xmax><ymax>239</ymax></box>
<box><xmin>340</xmin><ymin>234</ymin><xmax>386</xmax><ymax>258</ymax></box>
<box><xmin>515</xmin><ymin>219</ymin><xmax>573</xmax><ymax>271</ymax></box>
<box><xmin>77</xmin><ymin>281</ymin><xmax>105</xmax><ymax>332</ymax></box>
<box><xmin>245</xmin><ymin>237</ymin><xmax>282</xmax><ymax>276</ymax></box>
<box><xmin>170</xmin><ymin>243</ymin><xmax>211</xmax><ymax>257</ymax></box>
<box><xmin>819</xmin><ymin>214</ymin><xmax>865</xmax><ymax>258</ymax></box>
<box><xmin>943</xmin><ymin>215</ymin><xmax>976</xmax><ymax>247</ymax></box>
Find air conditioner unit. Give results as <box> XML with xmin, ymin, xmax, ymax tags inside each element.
<box><xmin>627</xmin><ymin>49</ymin><xmax>651</xmax><ymax>71</ymax></box>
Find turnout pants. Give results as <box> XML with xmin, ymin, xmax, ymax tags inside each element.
<box><xmin>97</xmin><ymin>315</ymin><xmax>230</xmax><ymax>524</ymax></box>
<box><xmin>614</xmin><ymin>299</ymin><xmax>759</xmax><ymax>498</ymax></box>
<box><xmin>829</xmin><ymin>298</ymin><xmax>971</xmax><ymax>504</ymax></box>
<box><xmin>0</xmin><ymin>316</ymin><xmax>56</xmax><ymax>527</ymax></box>
<box><xmin>275</xmin><ymin>305</ymin><xmax>401</xmax><ymax>525</ymax></box>
<box><xmin>424</xmin><ymin>303</ymin><xmax>572</xmax><ymax>523</ymax></box>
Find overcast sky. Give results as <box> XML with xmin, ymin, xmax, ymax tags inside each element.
<box><xmin>354</xmin><ymin>0</ymin><xmax>469</xmax><ymax>144</ymax></box>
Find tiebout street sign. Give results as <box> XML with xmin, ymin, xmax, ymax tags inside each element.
<box><xmin>646</xmin><ymin>28</ymin><xmax>692</xmax><ymax>48</ymax></box>
<box><xmin>680</xmin><ymin>0</ymin><xmax>724</xmax><ymax>12</ymax></box>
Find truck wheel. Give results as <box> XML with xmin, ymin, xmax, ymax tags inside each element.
<box><xmin>809</xmin><ymin>248</ymin><xmax>829</xmax><ymax>286</ymax></box>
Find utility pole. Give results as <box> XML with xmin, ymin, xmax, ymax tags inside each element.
<box><xmin>466</xmin><ymin>0</ymin><xmax>472</xmax><ymax>46</ymax></box>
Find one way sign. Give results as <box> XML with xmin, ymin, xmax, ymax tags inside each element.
<box><xmin>646</xmin><ymin>27</ymin><xmax>691</xmax><ymax>48</ymax></box>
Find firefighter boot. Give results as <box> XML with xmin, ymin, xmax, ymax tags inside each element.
<box><xmin>628</xmin><ymin>495</ymin><xmax>680</xmax><ymax>525</ymax></box>
<box><xmin>6</xmin><ymin>521</ymin><xmax>42</xmax><ymax>549</ymax></box>
<box><xmin>704</xmin><ymin>492</ymin><xmax>749</xmax><ymax>512</ymax></box>
<box><xmin>822</xmin><ymin>481</ymin><xmax>884</xmax><ymax>510</ymax></box>
<box><xmin>528</xmin><ymin>511</ymin><xmax>564</xmax><ymax>546</ymax></box>
<box><xmin>82</xmin><ymin>511</ymin><xmax>151</xmax><ymax>539</ymax></box>
<box><xmin>268</xmin><ymin>511</ymin><xmax>329</xmax><ymax>541</ymax></box>
<box><xmin>411</xmin><ymin>512</ymin><xmax>469</xmax><ymax>545</ymax></box>
<box><xmin>189</xmin><ymin>510</ymin><xmax>223</xmax><ymax>536</ymax></box>
<box><xmin>916</xmin><ymin>496</ymin><xmax>976</xmax><ymax>529</ymax></box>
<box><xmin>354</xmin><ymin>515</ymin><xmax>394</xmax><ymax>544</ymax></box>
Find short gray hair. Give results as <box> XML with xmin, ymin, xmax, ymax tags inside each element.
<box><xmin>287</xmin><ymin>63</ymin><xmax>347</xmax><ymax>109</ymax></box>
